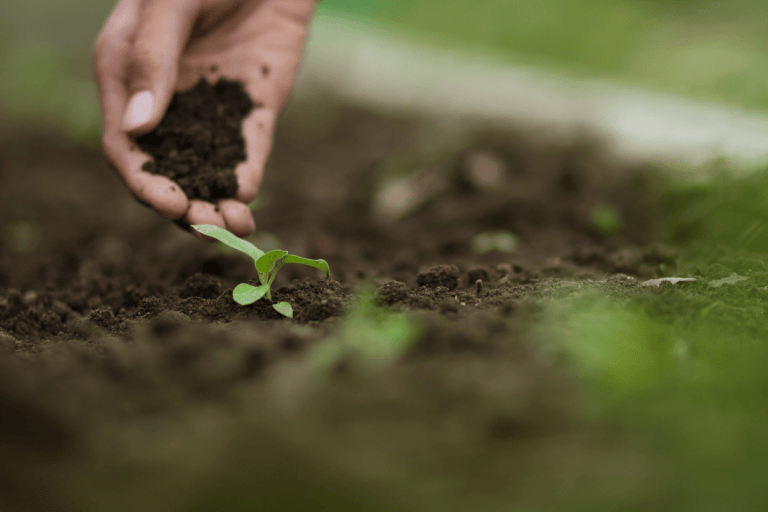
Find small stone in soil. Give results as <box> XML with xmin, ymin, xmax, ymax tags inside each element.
<box><xmin>135</xmin><ymin>77</ymin><xmax>255</xmax><ymax>203</ymax></box>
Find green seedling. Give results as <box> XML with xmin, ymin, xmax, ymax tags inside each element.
<box><xmin>192</xmin><ymin>224</ymin><xmax>330</xmax><ymax>318</ymax></box>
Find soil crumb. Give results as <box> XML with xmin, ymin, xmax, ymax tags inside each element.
<box><xmin>135</xmin><ymin>77</ymin><xmax>254</xmax><ymax>203</ymax></box>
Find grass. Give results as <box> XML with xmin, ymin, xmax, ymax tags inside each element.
<box><xmin>524</xmin><ymin>166</ymin><xmax>768</xmax><ymax>509</ymax></box>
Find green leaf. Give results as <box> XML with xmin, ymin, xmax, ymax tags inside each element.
<box><xmin>272</xmin><ymin>302</ymin><xmax>294</xmax><ymax>318</ymax></box>
<box><xmin>256</xmin><ymin>250</ymin><xmax>289</xmax><ymax>274</ymax></box>
<box><xmin>283</xmin><ymin>255</ymin><xmax>331</xmax><ymax>279</ymax></box>
<box><xmin>192</xmin><ymin>224</ymin><xmax>264</xmax><ymax>262</ymax></box>
<box><xmin>232</xmin><ymin>283</ymin><xmax>269</xmax><ymax>305</ymax></box>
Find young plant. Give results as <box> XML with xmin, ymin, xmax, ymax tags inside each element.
<box><xmin>192</xmin><ymin>224</ymin><xmax>330</xmax><ymax>318</ymax></box>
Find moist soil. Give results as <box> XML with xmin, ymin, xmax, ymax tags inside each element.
<box><xmin>0</xmin><ymin>105</ymin><xmax>675</xmax><ymax>511</ymax></box>
<box><xmin>135</xmin><ymin>78</ymin><xmax>254</xmax><ymax>202</ymax></box>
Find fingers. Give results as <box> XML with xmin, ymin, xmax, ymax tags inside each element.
<box><xmin>184</xmin><ymin>199</ymin><xmax>254</xmax><ymax>242</ymax></box>
<box><xmin>95</xmin><ymin>0</ymin><xmax>190</xmax><ymax>219</ymax></box>
<box><xmin>218</xmin><ymin>199</ymin><xmax>255</xmax><ymax>236</ymax></box>
<box><xmin>122</xmin><ymin>0</ymin><xmax>202</xmax><ymax>137</ymax></box>
<box><xmin>234</xmin><ymin>106</ymin><xmax>277</xmax><ymax>203</ymax></box>
<box><xmin>186</xmin><ymin>200</ymin><xmax>227</xmax><ymax>229</ymax></box>
<box><xmin>185</xmin><ymin>199</ymin><xmax>254</xmax><ymax>236</ymax></box>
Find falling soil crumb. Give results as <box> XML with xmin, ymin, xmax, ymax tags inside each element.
<box><xmin>135</xmin><ymin>77</ymin><xmax>254</xmax><ymax>203</ymax></box>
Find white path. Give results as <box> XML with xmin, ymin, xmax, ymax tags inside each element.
<box><xmin>295</xmin><ymin>12</ymin><xmax>768</xmax><ymax>173</ymax></box>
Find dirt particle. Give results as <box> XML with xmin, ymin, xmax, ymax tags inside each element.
<box><xmin>377</xmin><ymin>281</ymin><xmax>409</xmax><ymax>305</ymax></box>
<box><xmin>417</xmin><ymin>265</ymin><xmax>460</xmax><ymax>291</ymax></box>
<box><xmin>210</xmin><ymin>65</ymin><xmax>218</xmax><ymax>72</ymax></box>
<box><xmin>87</xmin><ymin>306</ymin><xmax>117</xmax><ymax>331</ymax></box>
<box><xmin>261</xmin><ymin>65</ymin><xmax>269</xmax><ymax>76</ymax></box>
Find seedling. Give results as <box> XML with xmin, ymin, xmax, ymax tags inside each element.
<box><xmin>192</xmin><ymin>224</ymin><xmax>330</xmax><ymax>318</ymax></box>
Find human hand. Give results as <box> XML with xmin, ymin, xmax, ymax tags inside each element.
<box><xmin>94</xmin><ymin>0</ymin><xmax>317</xmax><ymax>236</ymax></box>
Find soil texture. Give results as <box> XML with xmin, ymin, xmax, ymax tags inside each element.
<box><xmin>0</xmin><ymin>105</ymin><xmax>673</xmax><ymax>511</ymax></box>
<box><xmin>135</xmin><ymin>77</ymin><xmax>254</xmax><ymax>202</ymax></box>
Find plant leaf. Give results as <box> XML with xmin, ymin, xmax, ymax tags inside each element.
<box><xmin>283</xmin><ymin>255</ymin><xmax>331</xmax><ymax>279</ymax></box>
<box><xmin>256</xmin><ymin>250</ymin><xmax>289</xmax><ymax>274</ymax></box>
<box><xmin>232</xmin><ymin>282</ymin><xmax>269</xmax><ymax>305</ymax></box>
<box><xmin>272</xmin><ymin>302</ymin><xmax>294</xmax><ymax>318</ymax></box>
<box><xmin>192</xmin><ymin>224</ymin><xmax>264</xmax><ymax>262</ymax></box>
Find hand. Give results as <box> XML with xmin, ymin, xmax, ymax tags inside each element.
<box><xmin>94</xmin><ymin>0</ymin><xmax>317</xmax><ymax>237</ymax></box>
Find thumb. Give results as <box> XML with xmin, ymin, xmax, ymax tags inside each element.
<box><xmin>121</xmin><ymin>0</ymin><xmax>199</xmax><ymax>136</ymax></box>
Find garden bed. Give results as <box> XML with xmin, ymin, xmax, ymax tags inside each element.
<box><xmin>0</xmin><ymin>104</ymin><xmax>765</xmax><ymax>511</ymax></box>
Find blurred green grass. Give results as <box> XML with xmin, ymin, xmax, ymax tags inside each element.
<box><xmin>534</xmin><ymin>244</ymin><xmax>768</xmax><ymax>510</ymax></box>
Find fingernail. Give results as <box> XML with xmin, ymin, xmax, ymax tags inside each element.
<box><xmin>122</xmin><ymin>90</ymin><xmax>155</xmax><ymax>133</ymax></box>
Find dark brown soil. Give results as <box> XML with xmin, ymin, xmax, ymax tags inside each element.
<box><xmin>135</xmin><ymin>77</ymin><xmax>255</xmax><ymax>202</ymax></box>
<box><xmin>0</xmin><ymin>105</ymin><xmax>673</xmax><ymax>511</ymax></box>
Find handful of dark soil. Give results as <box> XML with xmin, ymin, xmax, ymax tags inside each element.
<box><xmin>135</xmin><ymin>77</ymin><xmax>256</xmax><ymax>203</ymax></box>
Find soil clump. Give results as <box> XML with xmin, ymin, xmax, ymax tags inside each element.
<box><xmin>135</xmin><ymin>77</ymin><xmax>254</xmax><ymax>202</ymax></box>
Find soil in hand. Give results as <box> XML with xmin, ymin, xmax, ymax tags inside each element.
<box><xmin>135</xmin><ymin>77</ymin><xmax>255</xmax><ymax>203</ymax></box>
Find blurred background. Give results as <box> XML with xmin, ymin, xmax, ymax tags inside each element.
<box><xmin>3</xmin><ymin>0</ymin><xmax>768</xmax><ymax>158</ymax></box>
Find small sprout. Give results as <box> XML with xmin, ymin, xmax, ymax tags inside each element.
<box><xmin>192</xmin><ymin>224</ymin><xmax>330</xmax><ymax>317</ymax></box>
<box><xmin>475</xmin><ymin>279</ymin><xmax>483</xmax><ymax>297</ymax></box>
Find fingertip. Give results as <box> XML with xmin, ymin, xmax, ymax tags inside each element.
<box><xmin>185</xmin><ymin>200</ymin><xmax>227</xmax><ymax>230</ymax></box>
<box><xmin>219</xmin><ymin>199</ymin><xmax>255</xmax><ymax>237</ymax></box>
<box><xmin>138</xmin><ymin>175</ymin><xmax>189</xmax><ymax>218</ymax></box>
<box><xmin>234</xmin><ymin>159</ymin><xmax>263</xmax><ymax>203</ymax></box>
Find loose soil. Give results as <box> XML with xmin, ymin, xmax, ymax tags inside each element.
<box><xmin>0</xmin><ymin>105</ymin><xmax>676</xmax><ymax>511</ymax></box>
<box><xmin>135</xmin><ymin>78</ymin><xmax>254</xmax><ymax>202</ymax></box>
